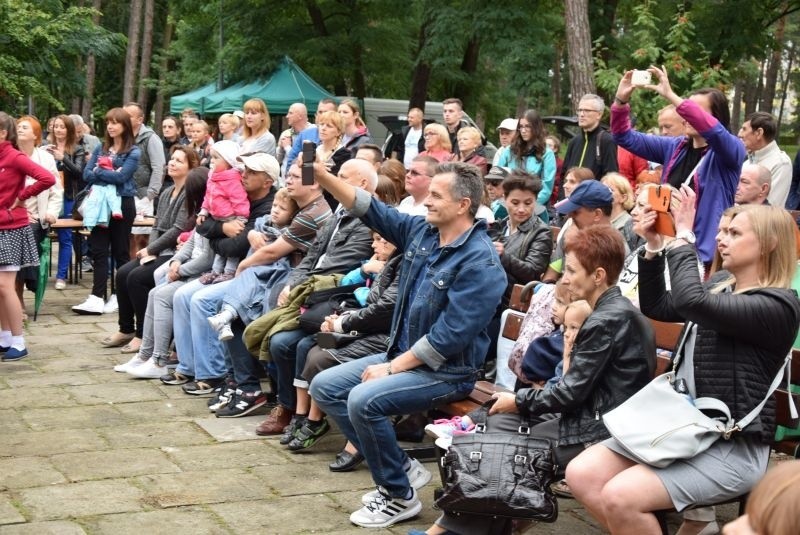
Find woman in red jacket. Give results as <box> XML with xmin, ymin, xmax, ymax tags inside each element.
<box><xmin>0</xmin><ymin>112</ymin><xmax>57</xmax><ymax>361</ymax></box>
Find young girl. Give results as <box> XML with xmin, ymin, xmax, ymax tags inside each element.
<box><xmin>197</xmin><ymin>140</ymin><xmax>249</xmax><ymax>285</ymax></box>
<box><xmin>190</xmin><ymin>120</ymin><xmax>213</xmax><ymax>167</ymax></box>
<box><xmin>560</xmin><ymin>300</ymin><xmax>592</xmax><ymax>375</ymax></box>
<box><xmin>207</xmin><ymin>187</ymin><xmax>299</xmax><ymax>339</ymax></box>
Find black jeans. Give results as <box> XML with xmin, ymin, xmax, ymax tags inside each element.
<box><xmin>89</xmin><ymin>196</ymin><xmax>135</xmax><ymax>298</ymax></box>
<box><xmin>116</xmin><ymin>255</ymin><xmax>170</xmax><ymax>337</ymax></box>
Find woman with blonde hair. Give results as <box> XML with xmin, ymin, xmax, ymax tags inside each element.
<box><xmin>239</xmin><ymin>98</ymin><xmax>276</xmax><ymax>156</ymax></box>
<box><xmin>568</xmin><ymin>193</ymin><xmax>800</xmax><ymax>534</ymax></box>
<box><xmin>315</xmin><ymin>110</ymin><xmax>351</xmax><ymax>209</ymax></box>
<box><xmin>419</xmin><ymin>123</ymin><xmax>452</xmax><ymax>163</ymax></box>
<box><xmin>338</xmin><ymin>99</ymin><xmax>372</xmax><ymax>157</ymax></box>
<box><xmin>217</xmin><ymin>113</ymin><xmax>240</xmax><ymax>142</ymax></box>
<box><xmin>602</xmin><ymin>172</ymin><xmax>639</xmax><ymax>251</ymax></box>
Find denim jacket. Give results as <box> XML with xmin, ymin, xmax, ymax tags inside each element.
<box><xmin>352</xmin><ymin>188</ymin><xmax>506</xmax><ymax>381</ymax></box>
<box><xmin>83</xmin><ymin>145</ymin><xmax>140</xmax><ymax>198</ymax></box>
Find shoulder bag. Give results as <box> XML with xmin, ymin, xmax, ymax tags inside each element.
<box><xmin>435</xmin><ymin>401</ymin><xmax>559</xmax><ymax>522</ymax></box>
<box><xmin>603</xmin><ymin>322</ymin><xmax>795</xmax><ymax>468</ymax></box>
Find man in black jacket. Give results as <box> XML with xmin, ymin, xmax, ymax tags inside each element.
<box><xmin>559</xmin><ymin>94</ymin><xmax>618</xmax><ymax>200</ymax></box>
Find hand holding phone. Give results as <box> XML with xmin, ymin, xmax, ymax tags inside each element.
<box><xmin>631</xmin><ymin>70</ymin><xmax>652</xmax><ymax>86</ymax></box>
<box><xmin>301</xmin><ymin>141</ymin><xmax>316</xmax><ymax>185</ymax></box>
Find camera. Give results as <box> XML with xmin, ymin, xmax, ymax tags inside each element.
<box><xmin>631</xmin><ymin>70</ymin><xmax>652</xmax><ymax>86</ymax></box>
<box><xmin>301</xmin><ymin>140</ymin><xmax>316</xmax><ymax>185</ymax></box>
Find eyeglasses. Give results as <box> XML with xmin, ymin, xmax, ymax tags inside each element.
<box><xmin>423</xmin><ymin>132</ymin><xmax>436</xmax><ymax>138</ymax></box>
<box><xmin>577</xmin><ymin>108</ymin><xmax>601</xmax><ymax>115</ymax></box>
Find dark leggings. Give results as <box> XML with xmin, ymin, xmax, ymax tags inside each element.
<box><xmin>116</xmin><ymin>255</ymin><xmax>171</xmax><ymax>337</ymax></box>
<box><xmin>89</xmin><ymin>196</ymin><xmax>135</xmax><ymax>298</ymax></box>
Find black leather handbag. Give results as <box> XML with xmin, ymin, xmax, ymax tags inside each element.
<box><xmin>435</xmin><ymin>402</ymin><xmax>559</xmax><ymax>522</ymax></box>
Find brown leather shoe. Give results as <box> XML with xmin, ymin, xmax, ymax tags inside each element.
<box><xmin>255</xmin><ymin>405</ymin><xmax>295</xmax><ymax>436</ymax></box>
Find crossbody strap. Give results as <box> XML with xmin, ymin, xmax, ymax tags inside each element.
<box><xmin>733</xmin><ymin>352</ymin><xmax>795</xmax><ymax>433</ymax></box>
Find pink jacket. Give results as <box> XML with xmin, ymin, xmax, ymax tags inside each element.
<box><xmin>202</xmin><ymin>167</ymin><xmax>249</xmax><ymax>220</ymax></box>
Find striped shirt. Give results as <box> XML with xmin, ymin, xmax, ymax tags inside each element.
<box><xmin>282</xmin><ymin>195</ymin><xmax>332</xmax><ymax>252</ymax></box>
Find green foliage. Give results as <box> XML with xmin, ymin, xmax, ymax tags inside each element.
<box><xmin>0</xmin><ymin>0</ymin><xmax>123</xmax><ymax>113</ymax></box>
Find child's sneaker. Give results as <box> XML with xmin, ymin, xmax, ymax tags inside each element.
<box><xmin>213</xmin><ymin>272</ymin><xmax>234</xmax><ymax>284</ymax></box>
<box><xmin>208</xmin><ymin>314</ymin><xmax>234</xmax><ymax>341</ymax></box>
<box><xmin>424</xmin><ymin>416</ymin><xmax>476</xmax><ymax>440</ymax></box>
<box><xmin>198</xmin><ymin>271</ymin><xmax>220</xmax><ymax>285</ymax></box>
<box><xmin>215</xmin><ymin>389</ymin><xmax>267</xmax><ymax>418</ymax></box>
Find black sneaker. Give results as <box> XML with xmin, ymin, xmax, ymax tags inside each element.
<box><xmin>160</xmin><ymin>370</ymin><xmax>193</xmax><ymax>385</ymax></box>
<box><xmin>287</xmin><ymin>418</ymin><xmax>331</xmax><ymax>451</ymax></box>
<box><xmin>279</xmin><ymin>415</ymin><xmax>306</xmax><ymax>445</ymax></box>
<box><xmin>182</xmin><ymin>377</ymin><xmax>225</xmax><ymax>395</ymax></box>
<box><xmin>215</xmin><ymin>389</ymin><xmax>268</xmax><ymax>418</ymax></box>
<box><xmin>208</xmin><ymin>378</ymin><xmax>237</xmax><ymax>411</ymax></box>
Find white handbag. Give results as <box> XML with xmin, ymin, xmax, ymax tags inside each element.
<box><xmin>603</xmin><ymin>322</ymin><xmax>795</xmax><ymax>468</ymax></box>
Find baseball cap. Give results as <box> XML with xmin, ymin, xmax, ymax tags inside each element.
<box><xmin>485</xmin><ymin>166</ymin><xmax>510</xmax><ymax>182</ymax></box>
<box><xmin>496</xmin><ymin>118</ymin><xmax>518</xmax><ymax>131</ymax></box>
<box><xmin>554</xmin><ymin>180</ymin><xmax>613</xmax><ymax>214</ymax></box>
<box><xmin>238</xmin><ymin>152</ymin><xmax>280</xmax><ymax>180</ymax></box>
<box><xmin>232</xmin><ymin>110</ymin><xmax>245</xmax><ymax>119</ymax></box>
<box><xmin>212</xmin><ymin>140</ymin><xmax>241</xmax><ymax>170</ymax></box>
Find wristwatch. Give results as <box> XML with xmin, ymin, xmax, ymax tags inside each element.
<box><xmin>675</xmin><ymin>230</ymin><xmax>696</xmax><ymax>245</ymax></box>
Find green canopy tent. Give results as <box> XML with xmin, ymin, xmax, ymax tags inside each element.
<box><xmin>168</xmin><ymin>83</ymin><xmax>217</xmax><ymax>115</ymax></box>
<box><xmin>170</xmin><ymin>57</ymin><xmax>335</xmax><ymax>116</ymax></box>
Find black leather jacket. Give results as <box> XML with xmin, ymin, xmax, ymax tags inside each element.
<box><xmin>515</xmin><ymin>286</ymin><xmax>655</xmax><ymax>446</ymax></box>
<box><xmin>491</xmin><ymin>216</ymin><xmax>552</xmax><ymax>307</ymax></box>
<box><xmin>287</xmin><ymin>209</ymin><xmax>374</xmax><ymax>288</ymax></box>
<box><xmin>640</xmin><ymin>245</ymin><xmax>800</xmax><ymax>443</ymax></box>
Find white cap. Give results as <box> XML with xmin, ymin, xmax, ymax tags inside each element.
<box><xmin>233</xmin><ymin>110</ymin><xmax>245</xmax><ymax>119</ymax></box>
<box><xmin>211</xmin><ymin>140</ymin><xmax>240</xmax><ymax>170</ymax></box>
<box><xmin>496</xmin><ymin>118</ymin><xmax>518</xmax><ymax>131</ymax></box>
<box><xmin>237</xmin><ymin>152</ymin><xmax>280</xmax><ymax>180</ymax></box>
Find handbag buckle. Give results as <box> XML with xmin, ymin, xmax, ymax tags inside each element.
<box><xmin>518</xmin><ymin>425</ymin><xmax>531</xmax><ymax>435</ymax></box>
<box><xmin>475</xmin><ymin>423</ymin><xmax>486</xmax><ymax>433</ymax></box>
<box><xmin>469</xmin><ymin>451</ymin><xmax>482</xmax><ymax>461</ymax></box>
<box><xmin>723</xmin><ymin>425</ymin><xmax>740</xmax><ymax>440</ymax></box>
<box><xmin>514</xmin><ymin>454</ymin><xmax>527</xmax><ymax>465</ymax></box>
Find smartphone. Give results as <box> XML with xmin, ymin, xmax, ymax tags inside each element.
<box><xmin>301</xmin><ymin>140</ymin><xmax>316</xmax><ymax>185</ymax></box>
<box><xmin>631</xmin><ymin>70</ymin><xmax>652</xmax><ymax>86</ymax></box>
<box><xmin>647</xmin><ymin>185</ymin><xmax>676</xmax><ymax>236</ymax></box>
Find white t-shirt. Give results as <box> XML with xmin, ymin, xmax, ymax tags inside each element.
<box><xmin>403</xmin><ymin>127</ymin><xmax>423</xmax><ymax>168</ymax></box>
<box><xmin>398</xmin><ymin>196</ymin><xmax>428</xmax><ymax>216</ymax></box>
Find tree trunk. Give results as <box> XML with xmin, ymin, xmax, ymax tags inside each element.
<box><xmin>778</xmin><ymin>41</ymin><xmax>795</xmax><ymax>131</ymax></box>
<box><xmin>760</xmin><ymin>14</ymin><xmax>786</xmax><ymax>114</ymax></box>
<box><xmin>304</xmin><ymin>0</ymin><xmax>346</xmax><ymax>95</ymax></box>
<box><xmin>564</xmin><ymin>0</ymin><xmax>596</xmax><ymax>111</ymax></box>
<box><xmin>409</xmin><ymin>13</ymin><xmax>432</xmax><ymax>112</ymax></box>
<box><xmin>731</xmin><ymin>79</ymin><xmax>743</xmax><ymax>133</ymax></box>
<box><xmin>551</xmin><ymin>43</ymin><xmax>563</xmax><ymax>115</ymax></box>
<box><xmin>136</xmin><ymin>0</ymin><xmax>155</xmax><ymax>112</ymax></box>
<box><xmin>152</xmin><ymin>12</ymin><xmax>173</xmax><ymax>135</ymax></box>
<box><xmin>82</xmin><ymin>0</ymin><xmax>102</xmax><ymax>121</ymax></box>
<box><xmin>122</xmin><ymin>0</ymin><xmax>143</xmax><ymax>104</ymax></box>
<box><xmin>452</xmin><ymin>35</ymin><xmax>481</xmax><ymax>110</ymax></box>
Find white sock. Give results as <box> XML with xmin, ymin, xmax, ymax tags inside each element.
<box><xmin>10</xmin><ymin>335</ymin><xmax>25</xmax><ymax>351</ymax></box>
<box><xmin>0</xmin><ymin>330</ymin><xmax>11</xmax><ymax>347</ymax></box>
<box><xmin>218</xmin><ymin>306</ymin><xmax>237</xmax><ymax>324</ymax></box>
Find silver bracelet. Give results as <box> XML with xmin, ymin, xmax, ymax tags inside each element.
<box><xmin>644</xmin><ymin>242</ymin><xmax>666</xmax><ymax>256</ymax></box>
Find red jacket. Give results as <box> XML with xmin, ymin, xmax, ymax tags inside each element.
<box><xmin>617</xmin><ymin>146</ymin><xmax>648</xmax><ymax>190</ymax></box>
<box><xmin>0</xmin><ymin>141</ymin><xmax>56</xmax><ymax>230</ymax></box>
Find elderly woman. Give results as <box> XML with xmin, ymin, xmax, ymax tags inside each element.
<box><xmin>456</xmin><ymin>126</ymin><xmax>488</xmax><ymax>176</ymax></box>
<box><xmin>419</xmin><ymin>123</ymin><xmax>453</xmax><ymax>163</ymax></box>
<box><xmin>417</xmin><ymin>225</ymin><xmax>655</xmax><ymax>535</ymax></box>
<box><xmin>601</xmin><ymin>172</ymin><xmax>640</xmax><ymax>251</ymax></box>
<box><xmin>239</xmin><ymin>98</ymin><xmax>276</xmax><ymax>156</ymax></box>
<box><xmin>100</xmin><ymin>146</ymin><xmax>199</xmax><ymax>352</ymax></box>
<box><xmin>567</xmin><ymin>196</ymin><xmax>800</xmax><ymax>534</ymax></box>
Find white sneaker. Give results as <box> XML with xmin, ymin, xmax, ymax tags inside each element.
<box><xmin>350</xmin><ymin>487</ymin><xmax>421</xmax><ymax>528</ymax></box>
<box><xmin>114</xmin><ymin>354</ymin><xmax>147</xmax><ymax>373</ymax></box>
<box><xmin>126</xmin><ymin>357</ymin><xmax>167</xmax><ymax>379</ymax></box>
<box><xmin>54</xmin><ymin>279</ymin><xmax>66</xmax><ymax>290</ymax></box>
<box><xmin>362</xmin><ymin>458</ymin><xmax>431</xmax><ymax>505</ymax></box>
<box><xmin>208</xmin><ymin>315</ymin><xmax>234</xmax><ymax>341</ymax></box>
<box><xmin>72</xmin><ymin>294</ymin><xmax>105</xmax><ymax>315</ymax></box>
<box><xmin>103</xmin><ymin>294</ymin><xmax>118</xmax><ymax>314</ymax></box>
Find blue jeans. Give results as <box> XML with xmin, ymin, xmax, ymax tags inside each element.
<box><xmin>310</xmin><ymin>354</ymin><xmax>471</xmax><ymax>498</ymax></box>
<box><xmin>56</xmin><ymin>198</ymin><xmax>75</xmax><ymax>280</ymax></box>
<box><xmin>173</xmin><ymin>278</ymin><xmax>232</xmax><ymax>380</ymax></box>
<box><xmin>269</xmin><ymin>329</ymin><xmax>316</xmax><ymax>408</ymax></box>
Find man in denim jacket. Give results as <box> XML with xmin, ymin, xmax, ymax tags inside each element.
<box><xmin>310</xmin><ymin>161</ymin><xmax>506</xmax><ymax>529</ymax></box>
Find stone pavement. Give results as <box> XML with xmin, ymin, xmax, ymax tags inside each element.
<box><xmin>0</xmin><ymin>279</ymin><xmax>740</xmax><ymax>534</ymax></box>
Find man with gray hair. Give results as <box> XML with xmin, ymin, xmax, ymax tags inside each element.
<box><xmin>309</xmin><ymin>161</ymin><xmax>506</xmax><ymax>528</ymax></box>
<box><xmin>69</xmin><ymin>114</ymin><xmax>100</xmax><ymax>160</ymax></box>
<box><xmin>559</xmin><ymin>93</ymin><xmax>618</xmax><ymax>200</ymax></box>
<box><xmin>735</xmin><ymin>163</ymin><xmax>772</xmax><ymax>205</ymax></box>
<box><xmin>738</xmin><ymin>111</ymin><xmax>792</xmax><ymax>207</ymax></box>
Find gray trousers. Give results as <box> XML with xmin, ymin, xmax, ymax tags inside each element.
<box><xmin>139</xmin><ymin>279</ymin><xmax>190</xmax><ymax>362</ymax></box>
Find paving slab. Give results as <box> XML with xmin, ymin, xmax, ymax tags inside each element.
<box><xmin>50</xmin><ymin>449</ymin><xmax>181</xmax><ymax>482</ymax></box>
<box><xmin>35</xmin><ymin>355</ymin><xmax>111</xmax><ymax>374</ymax></box>
<box><xmin>86</xmin><ymin>508</ymin><xmax>229</xmax><ymax>535</ymax></box>
<box><xmin>0</xmin><ymin>386</ymin><xmax>75</xmax><ymax>409</ymax></box>
<box><xmin>135</xmin><ymin>469</ymin><xmax>275</xmax><ymax>508</ymax></box>
<box><xmin>210</xmin><ymin>495</ymin><xmax>350</xmax><ymax>534</ymax></box>
<box><xmin>65</xmin><ymin>382</ymin><xmax>166</xmax><ymax>405</ymax></box>
<box><xmin>98</xmin><ymin>422</ymin><xmax>212</xmax><ymax>449</ymax></box>
<box><xmin>20</xmin><ymin>405</ymin><xmax>131</xmax><ymax>431</ymax></box>
<box><xmin>251</xmin><ymin>460</ymin><xmax>378</xmax><ymax>496</ymax></box>
<box><xmin>0</xmin><ymin>457</ymin><xmax>66</xmax><ymax>490</ymax></box>
<box><xmin>0</xmin><ymin>429</ymin><xmax>107</xmax><ymax>458</ymax></box>
<box><xmin>0</xmin><ymin>410</ymin><xmax>27</xmax><ymax>435</ymax></box>
<box><xmin>0</xmin><ymin>521</ymin><xmax>87</xmax><ymax>534</ymax></box>
<box><xmin>113</xmin><ymin>398</ymin><xmax>206</xmax><ymax>422</ymax></box>
<box><xmin>163</xmin><ymin>440</ymin><xmax>287</xmax><ymax>471</ymax></box>
<box><xmin>17</xmin><ymin>479</ymin><xmax>145</xmax><ymax>521</ymax></box>
<box><xmin>5</xmin><ymin>371</ymin><xmax>96</xmax><ymax>389</ymax></box>
<box><xmin>194</xmin><ymin>414</ymin><xmax>269</xmax><ymax>442</ymax></box>
<box><xmin>0</xmin><ymin>496</ymin><xmax>24</xmax><ymax>526</ymax></box>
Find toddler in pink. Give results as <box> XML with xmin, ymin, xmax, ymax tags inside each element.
<box><xmin>197</xmin><ymin>140</ymin><xmax>249</xmax><ymax>284</ymax></box>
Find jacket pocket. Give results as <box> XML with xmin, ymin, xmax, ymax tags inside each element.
<box><xmin>426</xmin><ymin>270</ymin><xmax>455</xmax><ymax>310</ymax></box>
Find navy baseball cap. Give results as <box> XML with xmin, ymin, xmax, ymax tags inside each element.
<box><xmin>554</xmin><ymin>180</ymin><xmax>613</xmax><ymax>214</ymax></box>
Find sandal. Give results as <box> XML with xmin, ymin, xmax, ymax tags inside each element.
<box><xmin>120</xmin><ymin>338</ymin><xmax>142</xmax><ymax>354</ymax></box>
<box><xmin>101</xmin><ymin>332</ymin><xmax>135</xmax><ymax>348</ymax></box>
<box><xmin>160</xmin><ymin>370</ymin><xmax>193</xmax><ymax>385</ymax></box>
<box><xmin>551</xmin><ymin>479</ymin><xmax>573</xmax><ymax>498</ymax></box>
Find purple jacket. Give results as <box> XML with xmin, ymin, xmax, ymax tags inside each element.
<box><xmin>611</xmin><ymin>100</ymin><xmax>745</xmax><ymax>263</ymax></box>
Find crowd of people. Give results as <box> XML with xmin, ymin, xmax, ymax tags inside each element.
<box><xmin>1</xmin><ymin>64</ymin><xmax>800</xmax><ymax>535</ymax></box>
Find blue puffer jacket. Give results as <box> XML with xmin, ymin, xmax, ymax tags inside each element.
<box><xmin>611</xmin><ymin>99</ymin><xmax>745</xmax><ymax>263</ymax></box>
<box><xmin>83</xmin><ymin>144</ymin><xmax>140</xmax><ymax>198</ymax></box>
<box><xmin>352</xmin><ymin>188</ymin><xmax>506</xmax><ymax>382</ymax></box>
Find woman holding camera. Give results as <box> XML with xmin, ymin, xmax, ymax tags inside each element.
<box><xmin>566</xmin><ymin>189</ymin><xmax>800</xmax><ymax>534</ymax></box>
<box><xmin>610</xmin><ymin>66</ymin><xmax>744</xmax><ymax>267</ymax></box>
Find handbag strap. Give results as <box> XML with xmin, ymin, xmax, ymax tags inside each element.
<box><xmin>473</xmin><ymin>399</ymin><xmax>535</xmax><ymax>436</ymax></box>
<box><xmin>732</xmin><ymin>352</ymin><xmax>794</xmax><ymax>434</ymax></box>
